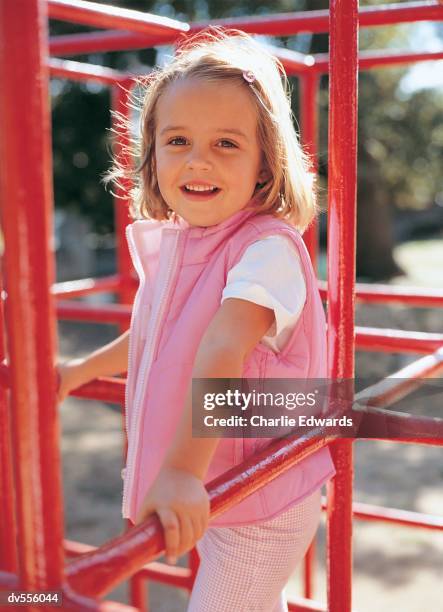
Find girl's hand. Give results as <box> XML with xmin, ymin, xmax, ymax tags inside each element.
<box><xmin>134</xmin><ymin>466</ymin><xmax>210</xmax><ymax>564</ymax></box>
<box><xmin>56</xmin><ymin>359</ymin><xmax>86</xmax><ymax>404</ymax></box>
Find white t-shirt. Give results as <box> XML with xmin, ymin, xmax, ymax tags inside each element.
<box><xmin>221</xmin><ymin>235</ymin><xmax>306</xmax><ymax>353</ymax></box>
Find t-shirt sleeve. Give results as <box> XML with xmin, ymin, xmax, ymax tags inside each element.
<box><xmin>221</xmin><ymin>235</ymin><xmax>306</xmax><ymax>345</ymax></box>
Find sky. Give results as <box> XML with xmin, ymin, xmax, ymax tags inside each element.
<box><xmin>398</xmin><ymin>23</ymin><xmax>443</xmax><ymax>95</ymax></box>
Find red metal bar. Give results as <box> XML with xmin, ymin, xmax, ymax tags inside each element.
<box><xmin>49</xmin><ymin>57</ymin><xmax>127</xmax><ymax>84</ymax></box>
<box><xmin>3</xmin><ymin>308</ymin><xmax>439</xmax><ymax>361</ymax></box>
<box><xmin>352</xmin><ymin>349</ymin><xmax>443</xmax><ymax>443</ymax></box>
<box><xmin>313</xmin><ymin>48</ymin><xmax>443</xmax><ymax>73</ymax></box>
<box><xmin>355</xmin><ymin>326</ymin><xmax>443</xmax><ymax>354</ymax></box>
<box><xmin>67</xmin><ymin>376</ymin><xmax>126</xmax><ymax>404</ymax></box>
<box><xmin>377</xmin><ymin>436</ymin><xmax>443</xmax><ymax>446</ymax></box>
<box><xmin>288</xmin><ymin>597</ymin><xmax>327</xmax><ymax>612</ymax></box>
<box><xmin>319</xmin><ymin>280</ymin><xmax>443</xmax><ymax>307</ymax></box>
<box><xmin>188</xmin><ymin>548</ymin><xmax>200</xmax><ymax>588</ymax></box>
<box><xmin>111</xmin><ymin>80</ymin><xmax>138</xmax><ymax>323</ymax></box>
<box><xmin>65</xmin><ymin>433</ymin><xmax>333</xmax><ymax>597</ymax></box>
<box><xmin>48</xmin><ymin>0</ymin><xmax>189</xmax><ymax>35</ymax></box>
<box><xmin>56</xmin><ymin>300</ymin><xmax>132</xmax><ymax>324</ymax></box>
<box><xmin>188</xmin><ymin>1</ymin><xmax>443</xmax><ymax>35</ymax></box>
<box><xmin>46</xmin><ymin>273</ymin><xmax>440</xmax><ymax>329</ymax></box>
<box><xmin>349</xmin><ymin>501</ymin><xmax>443</xmax><ymax>530</ymax></box>
<box><xmin>356</xmin><ymin>405</ymin><xmax>443</xmax><ymax>442</ymax></box>
<box><xmin>0</xmin><ymin>274</ymin><xmax>17</xmax><ymax>575</ymax></box>
<box><xmin>0</xmin><ymin>0</ymin><xmax>65</xmax><ymax>596</ymax></box>
<box><xmin>267</xmin><ymin>45</ymin><xmax>315</xmax><ymax>75</ymax></box>
<box><xmin>326</xmin><ymin>2</ymin><xmax>359</xmax><ymax>611</ymax></box>
<box><xmin>53</xmin><ymin>274</ymin><xmax>123</xmax><ymax>299</ymax></box>
<box><xmin>303</xmin><ymin>539</ymin><xmax>316</xmax><ymax>600</ymax></box>
<box><xmin>49</xmin><ymin>29</ymin><xmax>181</xmax><ymax>56</ymax></box>
<box><xmin>49</xmin><ymin>45</ymin><xmax>443</xmax><ymax>83</ymax></box>
<box><xmin>48</xmin><ymin>2</ymin><xmax>443</xmax><ymax>56</ymax></box>
<box><xmin>299</xmin><ymin>72</ymin><xmax>320</xmax><ymax>271</ymax></box>
<box><xmin>128</xmin><ymin>573</ymin><xmax>147</xmax><ymax>611</ymax></box>
<box><xmin>355</xmin><ymin>347</ymin><xmax>443</xmax><ymax>408</ymax></box>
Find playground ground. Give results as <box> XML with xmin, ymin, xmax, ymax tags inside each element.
<box><xmin>58</xmin><ymin>238</ymin><xmax>443</xmax><ymax>611</ymax></box>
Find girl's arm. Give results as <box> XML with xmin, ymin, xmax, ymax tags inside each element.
<box><xmin>134</xmin><ymin>298</ymin><xmax>274</xmax><ymax>562</ymax></box>
<box><xmin>57</xmin><ymin>329</ymin><xmax>130</xmax><ymax>403</ymax></box>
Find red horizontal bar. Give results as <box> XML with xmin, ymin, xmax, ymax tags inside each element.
<box><xmin>0</xmin><ymin>569</ymin><xmax>138</xmax><ymax>611</ymax></box>
<box><xmin>48</xmin><ymin>44</ymin><xmax>443</xmax><ymax>82</ymax></box>
<box><xmin>69</xmin><ymin>376</ymin><xmax>126</xmax><ymax>404</ymax></box>
<box><xmin>355</xmin><ymin>327</ymin><xmax>443</xmax><ymax>354</ymax></box>
<box><xmin>65</xmin><ymin>539</ymin><xmax>193</xmax><ymax>589</ymax></box>
<box><xmin>355</xmin><ymin>404</ymin><xmax>443</xmax><ymax>441</ymax></box>
<box><xmin>319</xmin><ymin>280</ymin><xmax>443</xmax><ymax>307</ymax></box>
<box><xmin>56</xmin><ymin>300</ymin><xmax>131</xmax><ymax>324</ymax></box>
<box><xmin>313</xmin><ymin>48</ymin><xmax>443</xmax><ymax>73</ymax></box>
<box><xmin>53</xmin><ymin>274</ymin><xmax>122</xmax><ymax>298</ymax></box>
<box><xmin>49</xmin><ymin>29</ymin><xmax>181</xmax><ymax>56</ymax></box>
<box><xmin>355</xmin><ymin>348</ymin><xmax>443</xmax><ymax>408</ymax></box>
<box><xmin>48</xmin><ymin>2</ymin><xmax>443</xmax><ymax>56</ymax></box>
<box><xmin>54</xmin><ymin>274</ymin><xmax>443</xmax><ymax>309</ymax></box>
<box><xmin>189</xmin><ymin>2</ymin><xmax>443</xmax><ymax>36</ymax></box>
<box><xmin>49</xmin><ymin>57</ymin><xmax>127</xmax><ymax>84</ymax></box>
<box><xmin>373</xmin><ymin>436</ymin><xmax>443</xmax><ymax>446</ymax></box>
<box><xmin>53</xmin><ymin>295</ymin><xmax>443</xmax><ymax>354</ymax></box>
<box><xmin>48</xmin><ymin>0</ymin><xmax>189</xmax><ymax>35</ymax></box>
<box><xmin>262</xmin><ymin>44</ymin><xmax>315</xmax><ymax>74</ymax></box>
<box><xmin>287</xmin><ymin>596</ymin><xmax>327</xmax><ymax>612</ymax></box>
<box><xmin>349</xmin><ymin>500</ymin><xmax>443</xmax><ymax>530</ymax></box>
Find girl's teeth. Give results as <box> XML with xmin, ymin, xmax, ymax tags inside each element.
<box><xmin>185</xmin><ymin>185</ymin><xmax>217</xmax><ymax>192</ymax></box>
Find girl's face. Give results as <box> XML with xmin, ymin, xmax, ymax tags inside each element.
<box><xmin>154</xmin><ymin>77</ymin><xmax>268</xmax><ymax>227</ymax></box>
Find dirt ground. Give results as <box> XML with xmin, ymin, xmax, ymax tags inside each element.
<box><xmin>57</xmin><ymin>240</ymin><xmax>443</xmax><ymax>611</ymax></box>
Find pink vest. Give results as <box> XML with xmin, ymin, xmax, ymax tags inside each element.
<box><xmin>122</xmin><ymin>208</ymin><xmax>336</xmax><ymax>526</ymax></box>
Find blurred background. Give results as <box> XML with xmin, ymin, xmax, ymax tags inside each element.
<box><xmin>51</xmin><ymin>1</ymin><xmax>443</xmax><ymax>610</ymax></box>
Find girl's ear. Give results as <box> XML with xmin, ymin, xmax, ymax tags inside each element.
<box><xmin>256</xmin><ymin>167</ymin><xmax>271</xmax><ymax>189</ymax></box>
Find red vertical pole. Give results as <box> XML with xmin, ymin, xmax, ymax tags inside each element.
<box><xmin>128</xmin><ymin>573</ymin><xmax>148</xmax><ymax>611</ymax></box>
<box><xmin>0</xmin><ymin>272</ymin><xmax>18</xmax><ymax>575</ymax></box>
<box><xmin>0</xmin><ymin>0</ymin><xmax>65</xmax><ymax>600</ymax></box>
<box><xmin>112</xmin><ymin>78</ymin><xmax>144</xmax><ymax>605</ymax></box>
<box><xmin>302</xmin><ymin>540</ymin><xmax>315</xmax><ymax>600</ymax></box>
<box><xmin>326</xmin><ymin>1</ymin><xmax>358</xmax><ymax>611</ymax></box>
<box><xmin>189</xmin><ymin>547</ymin><xmax>200</xmax><ymax>586</ymax></box>
<box><xmin>112</xmin><ymin>79</ymin><xmax>137</xmax><ymax>319</ymax></box>
<box><xmin>300</xmin><ymin>71</ymin><xmax>321</xmax><ymax>599</ymax></box>
<box><xmin>300</xmin><ymin>72</ymin><xmax>320</xmax><ymax>273</ymax></box>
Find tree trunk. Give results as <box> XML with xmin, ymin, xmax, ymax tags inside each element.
<box><xmin>356</xmin><ymin>143</ymin><xmax>403</xmax><ymax>280</ymax></box>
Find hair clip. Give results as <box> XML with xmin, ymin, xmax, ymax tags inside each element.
<box><xmin>242</xmin><ymin>70</ymin><xmax>256</xmax><ymax>84</ymax></box>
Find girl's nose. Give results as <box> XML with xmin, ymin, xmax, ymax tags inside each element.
<box><xmin>185</xmin><ymin>147</ymin><xmax>212</xmax><ymax>171</ymax></box>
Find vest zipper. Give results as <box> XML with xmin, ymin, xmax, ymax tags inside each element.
<box><xmin>122</xmin><ymin>229</ymin><xmax>181</xmax><ymax>518</ymax></box>
<box><xmin>123</xmin><ymin>225</ymin><xmax>146</xmax><ymax>439</ymax></box>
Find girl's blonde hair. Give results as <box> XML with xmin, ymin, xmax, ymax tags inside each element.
<box><xmin>109</xmin><ymin>27</ymin><xmax>316</xmax><ymax>230</ymax></box>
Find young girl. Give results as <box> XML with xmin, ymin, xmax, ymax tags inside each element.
<box><xmin>58</xmin><ymin>28</ymin><xmax>336</xmax><ymax>612</ymax></box>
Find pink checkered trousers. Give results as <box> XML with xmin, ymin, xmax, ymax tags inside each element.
<box><xmin>187</xmin><ymin>486</ymin><xmax>323</xmax><ymax>612</ymax></box>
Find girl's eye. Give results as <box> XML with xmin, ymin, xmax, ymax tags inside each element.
<box><xmin>218</xmin><ymin>140</ymin><xmax>236</xmax><ymax>148</ymax></box>
<box><xmin>168</xmin><ymin>137</ymin><xmax>187</xmax><ymax>146</ymax></box>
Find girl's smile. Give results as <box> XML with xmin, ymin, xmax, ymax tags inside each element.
<box><xmin>154</xmin><ymin>77</ymin><xmax>269</xmax><ymax>227</ymax></box>
<box><xmin>180</xmin><ymin>180</ymin><xmax>221</xmax><ymax>201</ymax></box>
